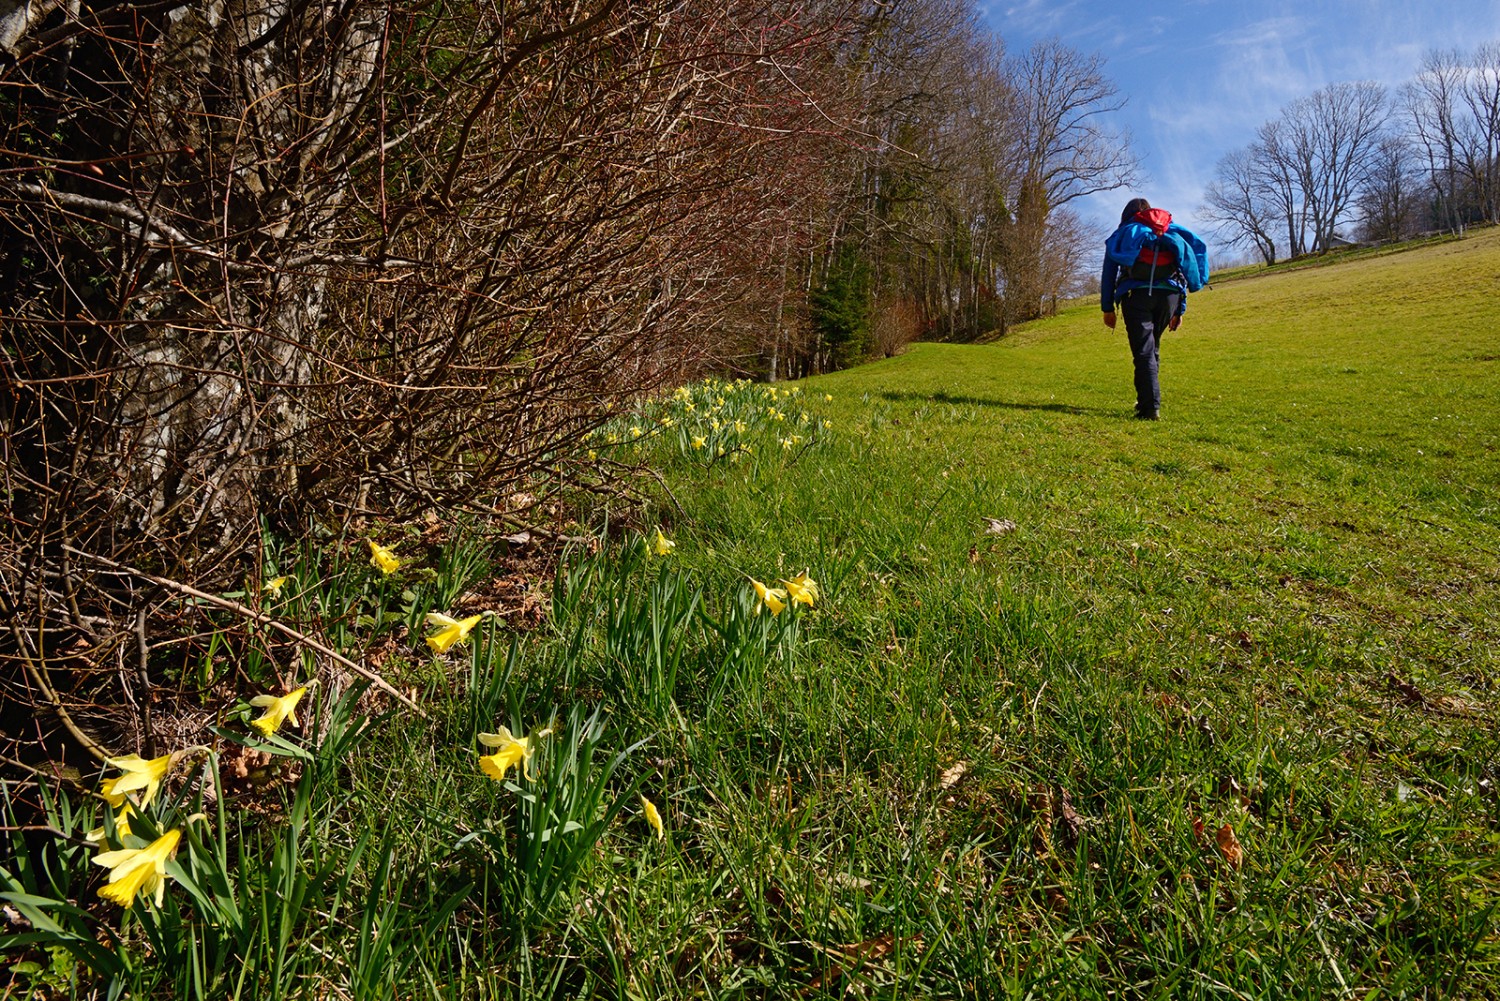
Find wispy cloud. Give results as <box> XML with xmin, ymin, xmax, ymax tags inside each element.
<box><xmin>982</xmin><ymin>0</ymin><xmax>1500</xmax><ymax>237</ymax></box>
<box><xmin>1206</xmin><ymin>16</ymin><xmax>1323</xmax><ymax>112</ymax></box>
<box><xmin>995</xmin><ymin>0</ymin><xmax>1085</xmax><ymax>38</ymax></box>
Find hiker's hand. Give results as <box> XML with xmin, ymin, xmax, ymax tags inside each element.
<box><xmin>1102</xmin><ymin>312</ymin><xmax>1116</xmax><ymax>329</ymax></box>
<box><xmin>1168</xmin><ymin>316</ymin><xmax>1181</xmax><ymax>331</ymax></box>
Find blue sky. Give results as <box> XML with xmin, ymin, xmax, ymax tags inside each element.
<box><xmin>980</xmin><ymin>0</ymin><xmax>1500</xmax><ymax>245</ymax></box>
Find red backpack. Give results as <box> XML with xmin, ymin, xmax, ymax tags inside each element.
<box><xmin>1125</xmin><ymin>208</ymin><xmax>1179</xmax><ymax>282</ymax></box>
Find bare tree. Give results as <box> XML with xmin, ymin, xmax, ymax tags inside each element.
<box><xmin>1237</xmin><ymin>82</ymin><xmax>1388</xmax><ymax>257</ymax></box>
<box><xmin>1250</xmin><ymin>119</ymin><xmax>1308</xmax><ymax>257</ymax></box>
<box><xmin>1357</xmin><ymin>133</ymin><xmax>1423</xmax><ymax>242</ymax></box>
<box><xmin>1201</xmin><ymin>148</ymin><xmax>1280</xmax><ymax>264</ymax></box>
<box><xmin>1003</xmin><ymin>39</ymin><xmax>1139</xmax><ymax>320</ymax></box>
<box><xmin>1279</xmin><ymin>82</ymin><xmax>1390</xmax><ymax>251</ymax></box>
<box><xmin>1403</xmin><ymin>48</ymin><xmax>1472</xmax><ymax>233</ymax></box>
<box><xmin>1458</xmin><ymin>42</ymin><xmax>1500</xmax><ymax>223</ymax></box>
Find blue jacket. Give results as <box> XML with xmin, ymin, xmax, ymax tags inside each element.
<box><xmin>1100</xmin><ymin>218</ymin><xmax>1209</xmax><ymax>315</ymax></box>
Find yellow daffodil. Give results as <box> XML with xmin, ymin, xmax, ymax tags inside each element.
<box><xmin>249</xmin><ymin>687</ymin><xmax>307</xmax><ymax>736</ymax></box>
<box><xmin>660</xmin><ymin>416</ymin><xmax>675</xmax><ymax>428</ymax></box>
<box><xmin>425</xmin><ymin>612</ymin><xmax>485</xmax><ymax>654</ymax></box>
<box><xmin>263</xmin><ymin>576</ymin><xmax>289</xmax><ymax>596</ymax></box>
<box><xmin>780</xmin><ymin>438</ymin><xmax>793</xmax><ymax>449</ymax></box>
<box><xmin>710</xmin><ymin>418</ymin><xmax>721</xmax><ymax>431</ymax></box>
<box><xmin>640</xmin><ymin>794</ymin><xmax>665</xmax><ymax>840</ymax></box>
<box><xmin>734</xmin><ymin>420</ymin><xmax>747</xmax><ymax>434</ymax></box>
<box><xmin>800</xmin><ymin>411</ymin><xmax>809</xmax><ymax>423</ymax></box>
<box><xmin>478</xmin><ymin>725</ymin><xmax>551</xmax><ymax>782</ymax></box>
<box><xmin>606</xmin><ymin>432</ymin><xmax>620</xmax><ymax>445</ymax></box>
<box><xmin>684</xmin><ymin>402</ymin><xmax>695</xmax><ymax>413</ymax></box>
<box><xmin>780</xmin><ymin>570</ymin><xmax>820</xmax><ymax>608</ymax></box>
<box><xmin>86</xmin><ymin>803</ymin><xmax>135</xmax><ymax>843</ymax></box>
<box><xmin>368</xmin><ymin>540</ymin><xmax>400</xmax><ymax>575</ymax></box>
<box><xmin>99</xmin><ymin>753</ymin><xmax>173</xmax><ymax>809</ymax></box>
<box><xmin>652</xmin><ymin>529</ymin><xmax>676</xmax><ymax>556</ymax></box>
<box><xmin>750</xmin><ymin>578</ymin><xmax>787</xmax><ymax>616</ymax></box>
<box><xmin>93</xmin><ymin>829</ymin><xmax>181</xmax><ymax>907</ymax></box>
<box><xmin>824</xmin><ymin>393</ymin><xmax>833</xmax><ymax>402</ymax></box>
<box><xmin>588</xmin><ymin>449</ymin><xmax>598</xmax><ymax>461</ymax></box>
<box><xmin>630</xmin><ymin>426</ymin><xmax>644</xmax><ymax>439</ymax></box>
<box><xmin>692</xmin><ymin>435</ymin><xmax>706</xmax><ymax>450</ymax></box>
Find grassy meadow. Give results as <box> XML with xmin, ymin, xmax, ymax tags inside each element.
<box><xmin>6</xmin><ymin>230</ymin><xmax>1499</xmax><ymax>999</ymax></box>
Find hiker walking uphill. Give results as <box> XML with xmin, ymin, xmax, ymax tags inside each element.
<box><xmin>1101</xmin><ymin>198</ymin><xmax>1209</xmax><ymax>420</ymax></box>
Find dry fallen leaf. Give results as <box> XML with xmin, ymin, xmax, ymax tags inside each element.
<box><xmin>801</xmin><ymin>934</ymin><xmax>923</xmax><ymax>995</ymax></box>
<box><xmin>1057</xmin><ymin>787</ymin><xmax>1084</xmax><ymax>843</ymax></box>
<box><xmin>1031</xmin><ymin>783</ymin><xmax>1054</xmax><ymax>857</ymax></box>
<box><xmin>832</xmin><ymin>872</ymin><xmax>873</xmax><ymax>891</ymax></box>
<box><xmin>1386</xmin><ymin>671</ymin><xmax>1427</xmax><ymax>708</ymax></box>
<box><xmin>1216</xmin><ymin>823</ymin><xmax>1244</xmax><ymax>870</ymax></box>
<box><xmin>982</xmin><ymin>517</ymin><xmax>1017</xmax><ymax>535</ymax></box>
<box><xmin>939</xmin><ymin>760</ymin><xmax>968</xmax><ymax>789</ymax></box>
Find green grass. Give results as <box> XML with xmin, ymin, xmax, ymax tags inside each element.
<box><xmin>621</xmin><ymin>226</ymin><xmax>1500</xmax><ymax>996</ymax></box>
<box><xmin>1210</xmin><ymin>229</ymin><xmax>1472</xmax><ymax>284</ymax></box>
<box><xmin>5</xmin><ymin>229</ymin><xmax>1499</xmax><ymax>999</ymax></box>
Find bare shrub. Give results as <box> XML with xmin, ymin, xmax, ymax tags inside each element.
<box><xmin>871</xmin><ymin>296</ymin><xmax>925</xmax><ymax>357</ymax></box>
<box><xmin>0</xmin><ymin>0</ymin><xmax>854</xmax><ymax>758</ymax></box>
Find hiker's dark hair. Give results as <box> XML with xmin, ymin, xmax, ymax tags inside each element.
<box><xmin>1120</xmin><ymin>198</ymin><xmax>1151</xmax><ymax>225</ymax></box>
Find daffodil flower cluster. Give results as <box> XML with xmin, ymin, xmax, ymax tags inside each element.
<box><xmin>94</xmin><ymin>829</ymin><xmax>182</xmax><ymax>907</ymax></box>
<box><xmin>748</xmin><ymin>570</ymin><xmax>819</xmax><ymax>616</ymax></box>
<box><xmin>587</xmin><ymin>377</ymin><xmax>834</xmax><ymax>466</ymax></box>
<box><xmin>88</xmin><ymin>749</ymin><xmax>211</xmax><ymax>907</ymax></box>
<box><xmin>474</xmin><ymin>725</ymin><xmax>669</xmax><ymax>843</ymax></box>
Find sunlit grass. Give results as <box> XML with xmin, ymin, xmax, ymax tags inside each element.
<box><xmin>5</xmin><ymin>230</ymin><xmax>1498</xmax><ymax>999</ymax></box>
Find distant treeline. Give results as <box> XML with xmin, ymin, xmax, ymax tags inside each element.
<box><xmin>1202</xmin><ymin>43</ymin><xmax>1500</xmax><ymax>263</ymax></box>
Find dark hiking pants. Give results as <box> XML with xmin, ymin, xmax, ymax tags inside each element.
<box><xmin>1121</xmin><ymin>288</ymin><xmax>1180</xmax><ymax>417</ymax></box>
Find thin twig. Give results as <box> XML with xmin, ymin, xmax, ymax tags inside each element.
<box><xmin>63</xmin><ymin>546</ymin><xmax>427</xmax><ymax>717</ymax></box>
<box><xmin>0</xmin><ymin>753</ymin><xmax>91</xmax><ymax>793</ymax></box>
<box><xmin>17</xmin><ymin>649</ymin><xmax>113</xmax><ymax>764</ymax></box>
<box><xmin>135</xmin><ymin>608</ymin><xmax>157</xmax><ymax>756</ymax></box>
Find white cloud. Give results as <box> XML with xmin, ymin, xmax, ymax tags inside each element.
<box><xmin>1204</xmin><ymin>15</ymin><xmax>1324</xmax><ymax>116</ymax></box>
<box><xmin>984</xmin><ymin>0</ymin><xmax>1500</xmax><ymax>244</ymax></box>
<box><xmin>998</xmin><ymin>0</ymin><xmax>1086</xmax><ymax>37</ymax></box>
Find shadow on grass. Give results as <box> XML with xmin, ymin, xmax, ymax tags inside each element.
<box><xmin>877</xmin><ymin>389</ymin><xmax>1120</xmax><ymax>417</ymax></box>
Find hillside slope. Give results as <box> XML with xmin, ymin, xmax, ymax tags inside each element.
<box><xmin>650</xmin><ymin>226</ymin><xmax>1499</xmax><ymax>996</ymax></box>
